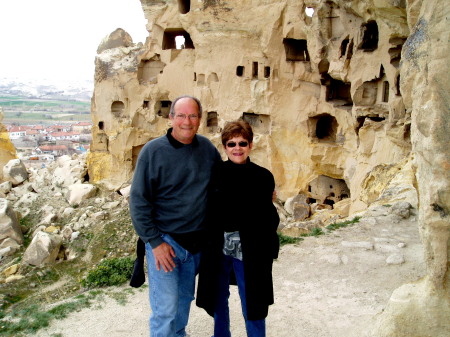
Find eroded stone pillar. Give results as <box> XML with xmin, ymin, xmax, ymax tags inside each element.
<box><xmin>371</xmin><ymin>0</ymin><xmax>450</xmax><ymax>335</ymax></box>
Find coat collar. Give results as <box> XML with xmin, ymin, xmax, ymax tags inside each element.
<box><xmin>166</xmin><ymin>128</ymin><xmax>199</xmax><ymax>148</ymax></box>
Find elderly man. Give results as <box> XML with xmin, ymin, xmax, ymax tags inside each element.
<box><xmin>130</xmin><ymin>95</ymin><xmax>221</xmax><ymax>336</ymax></box>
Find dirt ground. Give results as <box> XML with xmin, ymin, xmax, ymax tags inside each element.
<box><xmin>34</xmin><ymin>214</ymin><xmax>425</xmax><ymax>337</ymax></box>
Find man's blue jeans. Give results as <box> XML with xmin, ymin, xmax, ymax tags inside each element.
<box><xmin>213</xmin><ymin>254</ymin><xmax>266</xmax><ymax>337</ymax></box>
<box><xmin>145</xmin><ymin>234</ymin><xmax>201</xmax><ymax>337</ymax></box>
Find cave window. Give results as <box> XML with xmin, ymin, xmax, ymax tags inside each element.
<box><xmin>252</xmin><ymin>62</ymin><xmax>258</xmax><ymax>79</ymax></box>
<box><xmin>324</xmin><ymin>199</ymin><xmax>335</xmax><ymax>206</ymax></box>
<box><xmin>162</xmin><ymin>28</ymin><xmax>194</xmax><ymax>50</ymax></box>
<box><xmin>308</xmin><ymin>175</ymin><xmax>350</xmax><ymax>208</ymax></box>
<box><xmin>283</xmin><ymin>38</ymin><xmax>310</xmax><ymax>62</ymax></box>
<box><xmin>346</xmin><ymin>40</ymin><xmax>354</xmax><ymax>60</ymax></box>
<box><xmin>175</xmin><ymin>36</ymin><xmax>185</xmax><ymax>49</ymax></box>
<box><xmin>305</xmin><ymin>7</ymin><xmax>314</xmax><ymax>17</ymax></box>
<box><xmin>358</xmin><ymin>20</ymin><xmax>378</xmax><ymax>51</ymax></box>
<box><xmin>236</xmin><ymin>66</ymin><xmax>244</xmax><ymax>77</ymax></box>
<box><xmin>340</xmin><ymin>38</ymin><xmax>349</xmax><ymax>58</ymax></box>
<box><xmin>207</xmin><ymin>111</ymin><xmax>218</xmax><ymax>133</ymax></box>
<box><xmin>111</xmin><ymin>101</ymin><xmax>125</xmax><ymax>117</ymax></box>
<box><xmin>197</xmin><ymin>74</ymin><xmax>206</xmax><ymax>86</ymax></box>
<box><xmin>143</xmin><ymin>101</ymin><xmax>150</xmax><ymax>109</ymax></box>
<box><xmin>177</xmin><ymin>0</ymin><xmax>190</xmax><ymax>14</ymax></box>
<box><xmin>242</xmin><ymin>112</ymin><xmax>271</xmax><ymax>134</ymax></box>
<box><xmin>264</xmin><ymin>66</ymin><xmax>271</xmax><ymax>78</ymax></box>
<box><xmin>208</xmin><ymin>72</ymin><xmax>219</xmax><ymax>84</ymax></box>
<box><xmin>98</xmin><ymin>121</ymin><xmax>104</xmax><ymax>130</ymax></box>
<box><xmin>368</xmin><ymin>116</ymin><xmax>385</xmax><ymax>122</ymax></box>
<box><xmin>382</xmin><ymin>81</ymin><xmax>390</xmax><ymax>102</ymax></box>
<box><xmin>137</xmin><ymin>59</ymin><xmax>165</xmax><ymax>84</ymax></box>
<box><xmin>194</xmin><ymin>72</ymin><xmax>197</xmax><ymax>81</ymax></box>
<box><xmin>388</xmin><ymin>37</ymin><xmax>406</xmax><ymax>68</ymax></box>
<box><xmin>404</xmin><ymin>123</ymin><xmax>411</xmax><ymax>141</ymax></box>
<box><xmin>356</xmin><ymin>116</ymin><xmax>365</xmax><ymax>135</ymax></box>
<box><xmin>396</xmin><ymin>75</ymin><xmax>401</xmax><ymax>95</ymax></box>
<box><xmin>325</xmin><ymin>78</ymin><xmax>352</xmax><ymax>105</ymax></box>
<box><xmin>309</xmin><ymin>114</ymin><xmax>338</xmax><ymax>142</ymax></box>
<box><xmin>156</xmin><ymin>100</ymin><xmax>172</xmax><ymax>118</ymax></box>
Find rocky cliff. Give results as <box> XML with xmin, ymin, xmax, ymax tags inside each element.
<box><xmin>86</xmin><ymin>0</ymin><xmax>448</xmax><ymax>335</ymax></box>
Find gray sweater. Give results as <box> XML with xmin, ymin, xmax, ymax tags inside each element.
<box><xmin>129</xmin><ymin>129</ymin><xmax>221</xmax><ymax>249</ymax></box>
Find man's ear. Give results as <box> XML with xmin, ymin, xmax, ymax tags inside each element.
<box><xmin>249</xmin><ymin>142</ymin><xmax>253</xmax><ymax>150</ymax></box>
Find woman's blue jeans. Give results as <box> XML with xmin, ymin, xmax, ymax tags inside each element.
<box><xmin>213</xmin><ymin>254</ymin><xmax>266</xmax><ymax>337</ymax></box>
<box><xmin>145</xmin><ymin>234</ymin><xmax>200</xmax><ymax>337</ymax></box>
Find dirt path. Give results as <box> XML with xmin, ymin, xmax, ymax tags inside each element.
<box><xmin>34</xmin><ymin>214</ymin><xmax>425</xmax><ymax>337</ymax></box>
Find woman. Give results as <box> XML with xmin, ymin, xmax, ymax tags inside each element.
<box><xmin>197</xmin><ymin>120</ymin><xmax>280</xmax><ymax>337</ymax></box>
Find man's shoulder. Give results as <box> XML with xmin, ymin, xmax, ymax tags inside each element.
<box><xmin>139</xmin><ymin>135</ymin><xmax>170</xmax><ymax>157</ymax></box>
<box><xmin>195</xmin><ymin>134</ymin><xmax>219</xmax><ymax>152</ymax></box>
<box><xmin>195</xmin><ymin>133</ymin><xmax>213</xmax><ymax>145</ymax></box>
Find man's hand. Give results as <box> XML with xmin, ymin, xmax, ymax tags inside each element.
<box><xmin>152</xmin><ymin>242</ymin><xmax>176</xmax><ymax>272</ymax></box>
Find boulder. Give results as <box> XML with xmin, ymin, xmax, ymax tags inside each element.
<box><xmin>53</xmin><ymin>155</ymin><xmax>88</xmax><ymax>188</ymax></box>
<box><xmin>0</xmin><ymin>198</ymin><xmax>23</xmax><ymax>248</ymax></box>
<box><xmin>65</xmin><ymin>183</ymin><xmax>97</xmax><ymax>206</ymax></box>
<box><xmin>3</xmin><ymin>159</ymin><xmax>28</xmax><ymax>186</ymax></box>
<box><xmin>22</xmin><ymin>231</ymin><xmax>62</xmax><ymax>266</ymax></box>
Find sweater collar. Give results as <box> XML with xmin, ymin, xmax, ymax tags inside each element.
<box><xmin>166</xmin><ymin>128</ymin><xmax>199</xmax><ymax>149</ymax></box>
<box><xmin>224</xmin><ymin>157</ymin><xmax>252</xmax><ymax>166</ymax></box>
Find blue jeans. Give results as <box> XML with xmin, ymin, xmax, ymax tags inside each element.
<box><xmin>145</xmin><ymin>234</ymin><xmax>201</xmax><ymax>337</ymax></box>
<box><xmin>213</xmin><ymin>254</ymin><xmax>266</xmax><ymax>337</ymax></box>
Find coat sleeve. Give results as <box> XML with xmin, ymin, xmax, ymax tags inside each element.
<box><xmin>267</xmin><ymin>171</ymin><xmax>280</xmax><ymax>259</ymax></box>
<box><xmin>129</xmin><ymin>148</ymin><xmax>164</xmax><ymax>248</ymax></box>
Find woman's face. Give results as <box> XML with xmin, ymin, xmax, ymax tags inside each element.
<box><xmin>224</xmin><ymin>135</ymin><xmax>252</xmax><ymax>164</ymax></box>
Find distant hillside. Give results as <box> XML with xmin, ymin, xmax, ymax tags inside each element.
<box><xmin>0</xmin><ymin>77</ymin><xmax>93</xmax><ymax>101</ymax></box>
<box><xmin>0</xmin><ymin>77</ymin><xmax>92</xmax><ymax>124</ymax></box>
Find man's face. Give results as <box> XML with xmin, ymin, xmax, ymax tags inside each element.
<box><xmin>169</xmin><ymin>98</ymin><xmax>201</xmax><ymax>144</ymax></box>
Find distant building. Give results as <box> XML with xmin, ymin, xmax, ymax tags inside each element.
<box><xmin>36</xmin><ymin>144</ymin><xmax>69</xmax><ymax>156</ymax></box>
<box><xmin>72</xmin><ymin>122</ymin><xmax>92</xmax><ymax>133</ymax></box>
<box><xmin>8</xmin><ymin>126</ymin><xmax>31</xmax><ymax>139</ymax></box>
<box><xmin>47</xmin><ymin>131</ymin><xmax>80</xmax><ymax>141</ymax></box>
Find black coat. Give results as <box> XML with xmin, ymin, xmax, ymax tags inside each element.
<box><xmin>196</xmin><ymin>159</ymin><xmax>280</xmax><ymax>320</ymax></box>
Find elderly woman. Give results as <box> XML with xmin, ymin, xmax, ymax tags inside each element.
<box><xmin>197</xmin><ymin>120</ymin><xmax>280</xmax><ymax>337</ymax></box>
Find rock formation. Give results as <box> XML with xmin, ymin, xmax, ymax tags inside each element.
<box><xmin>85</xmin><ymin>0</ymin><xmax>448</xmax><ymax>335</ymax></box>
<box><xmin>370</xmin><ymin>0</ymin><xmax>450</xmax><ymax>335</ymax></box>
<box><xmin>0</xmin><ymin>108</ymin><xmax>17</xmax><ymax>180</ymax></box>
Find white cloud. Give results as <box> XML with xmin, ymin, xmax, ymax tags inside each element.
<box><xmin>0</xmin><ymin>0</ymin><xmax>147</xmax><ymax>82</ymax></box>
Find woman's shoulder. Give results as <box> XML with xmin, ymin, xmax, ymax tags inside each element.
<box><xmin>249</xmin><ymin>161</ymin><xmax>274</xmax><ymax>178</ymax></box>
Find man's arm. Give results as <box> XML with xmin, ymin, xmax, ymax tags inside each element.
<box><xmin>129</xmin><ymin>149</ymin><xmax>176</xmax><ymax>272</ymax></box>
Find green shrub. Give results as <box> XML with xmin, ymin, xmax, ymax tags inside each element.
<box><xmin>81</xmin><ymin>257</ymin><xmax>134</xmax><ymax>288</ymax></box>
<box><xmin>301</xmin><ymin>227</ymin><xmax>324</xmax><ymax>237</ymax></box>
<box><xmin>277</xmin><ymin>232</ymin><xmax>303</xmax><ymax>246</ymax></box>
<box><xmin>326</xmin><ymin>216</ymin><xmax>361</xmax><ymax>231</ymax></box>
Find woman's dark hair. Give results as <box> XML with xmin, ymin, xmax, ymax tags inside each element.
<box><xmin>221</xmin><ymin>120</ymin><xmax>253</xmax><ymax>146</ymax></box>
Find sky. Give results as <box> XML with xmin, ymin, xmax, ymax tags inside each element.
<box><xmin>0</xmin><ymin>0</ymin><xmax>148</xmax><ymax>84</ymax></box>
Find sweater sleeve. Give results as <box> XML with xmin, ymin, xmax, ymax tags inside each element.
<box><xmin>129</xmin><ymin>146</ymin><xmax>164</xmax><ymax>249</ymax></box>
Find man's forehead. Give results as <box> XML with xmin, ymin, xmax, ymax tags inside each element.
<box><xmin>174</xmin><ymin>97</ymin><xmax>199</xmax><ymax>112</ymax></box>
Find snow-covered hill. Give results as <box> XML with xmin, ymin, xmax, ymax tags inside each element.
<box><xmin>0</xmin><ymin>77</ymin><xmax>93</xmax><ymax>102</ymax></box>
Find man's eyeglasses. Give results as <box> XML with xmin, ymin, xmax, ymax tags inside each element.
<box><xmin>174</xmin><ymin>114</ymin><xmax>199</xmax><ymax>121</ymax></box>
<box><xmin>226</xmin><ymin>141</ymin><xmax>249</xmax><ymax>148</ymax></box>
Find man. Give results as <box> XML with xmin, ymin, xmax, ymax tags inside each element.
<box><xmin>130</xmin><ymin>95</ymin><xmax>221</xmax><ymax>336</ymax></box>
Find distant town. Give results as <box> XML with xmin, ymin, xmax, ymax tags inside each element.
<box><xmin>4</xmin><ymin>121</ymin><xmax>92</xmax><ymax>164</ymax></box>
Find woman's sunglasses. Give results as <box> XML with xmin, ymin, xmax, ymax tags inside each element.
<box><xmin>226</xmin><ymin>141</ymin><xmax>249</xmax><ymax>148</ymax></box>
